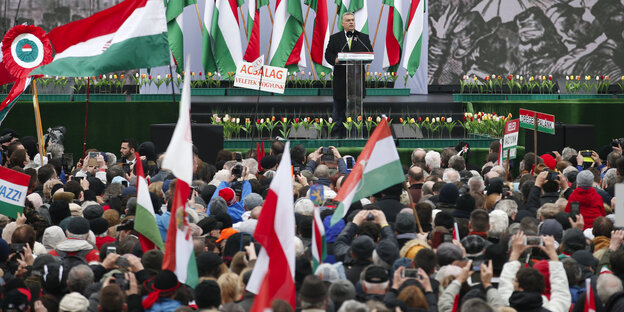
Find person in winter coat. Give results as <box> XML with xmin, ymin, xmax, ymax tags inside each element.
<box><xmin>565</xmin><ymin>170</ymin><xmax>605</xmax><ymax>230</ymax></box>
<box><xmin>498</xmin><ymin>232</ymin><xmax>571</xmax><ymax>312</ymax></box>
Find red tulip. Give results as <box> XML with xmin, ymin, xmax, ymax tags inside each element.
<box><xmin>418</xmin><ymin>117</ymin><xmax>422</xmax><ymax>122</ymax></box>
<box><xmin>256</xmin><ymin>119</ymin><xmax>261</xmax><ymax>123</ymax></box>
<box><xmin>507</xmin><ymin>75</ymin><xmax>513</xmax><ymax>81</ymax></box>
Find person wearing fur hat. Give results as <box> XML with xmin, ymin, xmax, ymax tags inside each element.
<box><xmin>208</xmin><ymin>166</ymin><xmax>252</xmax><ymax>223</ymax></box>
<box><xmin>48</xmin><ymin>217</ymin><xmax>100</xmax><ymax>263</ymax></box>
<box><xmin>142</xmin><ymin>270</ymin><xmax>183</xmax><ymax>312</ymax></box>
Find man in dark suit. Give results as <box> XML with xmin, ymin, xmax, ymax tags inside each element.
<box><xmin>325</xmin><ymin>12</ymin><xmax>373</xmax><ymax>138</ymax></box>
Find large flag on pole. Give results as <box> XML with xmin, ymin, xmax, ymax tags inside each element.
<box><xmin>166</xmin><ymin>0</ymin><xmax>196</xmax><ymax>72</ymax></box>
<box><xmin>306</xmin><ymin>0</ymin><xmax>332</xmax><ymax>74</ymax></box>
<box><xmin>243</xmin><ymin>0</ymin><xmax>269</xmax><ymax>62</ymax></box>
<box><xmin>247</xmin><ymin>142</ymin><xmax>296</xmax><ymax>311</ymax></box>
<box><xmin>268</xmin><ymin>0</ymin><xmax>307</xmax><ymax>71</ymax></box>
<box><xmin>0</xmin><ymin>78</ymin><xmax>31</xmax><ymax>126</ymax></box>
<box><xmin>330</xmin><ymin>118</ymin><xmax>404</xmax><ymax>226</ymax></box>
<box><xmin>311</xmin><ymin>205</ymin><xmax>327</xmax><ymax>271</ymax></box>
<box><xmin>382</xmin><ymin>0</ymin><xmax>404</xmax><ymax>72</ymax></box>
<box><xmin>31</xmin><ymin>0</ymin><xmax>171</xmax><ymax>77</ymax></box>
<box><xmin>336</xmin><ymin>0</ymin><xmax>369</xmax><ymax>34</ymax></box>
<box><xmin>160</xmin><ymin>57</ymin><xmax>198</xmax><ymax>288</ymax></box>
<box><xmin>204</xmin><ymin>0</ymin><xmax>244</xmax><ymax>75</ymax></box>
<box><xmin>134</xmin><ymin>152</ymin><xmax>164</xmax><ymax>252</ymax></box>
<box><xmin>401</xmin><ymin>0</ymin><xmax>424</xmax><ymax>76</ymax></box>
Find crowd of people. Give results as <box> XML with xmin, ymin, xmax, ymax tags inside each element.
<box><xmin>0</xmin><ymin>127</ymin><xmax>623</xmax><ymax>312</ymax></box>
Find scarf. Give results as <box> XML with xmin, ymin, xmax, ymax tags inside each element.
<box><xmin>142</xmin><ymin>282</ymin><xmax>181</xmax><ymax>309</ymax></box>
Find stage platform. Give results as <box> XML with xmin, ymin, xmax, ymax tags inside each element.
<box><xmin>189</xmin><ymin>94</ymin><xmax>465</xmax><ymax>122</ymax></box>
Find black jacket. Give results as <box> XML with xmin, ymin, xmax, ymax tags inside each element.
<box><xmin>325</xmin><ymin>30</ymin><xmax>373</xmax><ymax>100</ymax></box>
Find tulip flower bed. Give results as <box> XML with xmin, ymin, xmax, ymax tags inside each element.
<box><xmin>211</xmin><ymin>112</ymin><xmax>512</xmax><ymax>140</ymax></box>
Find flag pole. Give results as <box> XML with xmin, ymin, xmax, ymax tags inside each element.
<box><xmin>404</xmin><ymin>181</ymin><xmax>423</xmax><ymax>234</ymax></box>
<box><xmin>302</xmin><ymin>4</ymin><xmax>317</xmax><ymax>80</ymax></box>
<box><xmin>31</xmin><ymin>79</ymin><xmax>46</xmax><ymax>165</ymax></box>
<box><xmin>82</xmin><ymin>78</ymin><xmax>90</xmax><ymax>158</ymax></box>
<box><xmin>330</xmin><ymin>6</ymin><xmax>338</xmax><ymax>35</ymax></box>
<box><xmin>367</xmin><ymin>5</ymin><xmax>384</xmax><ymax>73</ymax></box>
<box><xmin>265</xmin><ymin>3</ymin><xmax>274</xmax><ymax>59</ymax></box>
<box><xmin>195</xmin><ymin>4</ymin><xmax>204</xmax><ymax>35</ymax></box>
<box><xmin>239</xmin><ymin>7</ymin><xmax>248</xmax><ymax>40</ymax></box>
<box><xmin>169</xmin><ymin>65</ymin><xmax>177</xmax><ymax>106</ymax></box>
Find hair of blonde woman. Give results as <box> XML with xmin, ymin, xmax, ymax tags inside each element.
<box><xmin>397</xmin><ymin>285</ymin><xmax>428</xmax><ymax>309</ymax></box>
<box><xmin>217</xmin><ymin>272</ymin><xmax>243</xmax><ymax>304</ymax></box>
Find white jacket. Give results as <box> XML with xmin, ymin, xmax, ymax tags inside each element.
<box><xmin>498</xmin><ymin>260</ymin><xmax>571</xmax><ymax>312</ymax></box>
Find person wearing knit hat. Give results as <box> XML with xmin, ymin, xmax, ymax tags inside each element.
<box><xmin>42</xmin><ymin>226</ymin><xmax>66</xmax><ymax>252</ymax></box>
<box><xmin>539</xmin><ymin>219</ymin><xmax>564</xmax><ymax>243</ymax></box>
<box><xmin>540</xmin><ymin>154</ymin><xmax>557</xmax><ymax>170</ymax></box>
<box><xmin>26</xmin><ymin>193</ymin><xmax>43</xmax><ymax>210</ymax></box>
<box><xmin>453</xmin><ymin>193</ymin><xmax>475</xmax><ymax>219</ymax></box>
<box><xmin>49</xmin><ymin>200</ymin><xmax>71</xmax><ymax>225</ymax></box>
<box><xmin>49</xmin><ymin>217</ymin><xmax>100</xmax><ymax>263</ymax></box>
<box><xmin>436</xmin><ymin>183</ymin><xmax>459</xmax><ymax>215</ymax></box>
<box><xmin>195</xmin><ymin>280</ymin><xmax>222</xmax><ymax>310</ymax></box>
<box><xmin>142</xmin><ymin>270</ymin><xmax>182</xmax><ymax>311</ymax></box>
<box><xmin>209</xmin><ymin>168</ymin><xmax>253</xmax><ymax>224</ymax></box>
<box><xmin>90</xmin><ymin>218</ymin><xmax>115</xmax><ymax>250</ymax></box>
<box><xmin>69</xmin><ymin>203</ymin><xmax>83</xmax><ymax>217</ymax></box>
<box><xmin>564</xmin><ymin>170</ymin><xmax>605</xmax><ymax>229</ymax></box>
<box><xmin>83</xmin><ymin>204</ymin><xmax>103</xmax><ymax>220</ymax></box>
<box><xmin>59</xmin><ymin>291</ymin><xmax>89</xmax><ymax>312</ymax></box>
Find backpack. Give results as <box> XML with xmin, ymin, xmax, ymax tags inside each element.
<box><xmin>55</xmin><ymin>249</ymin><xmax>90</xmax><ymax>273</ymax></box>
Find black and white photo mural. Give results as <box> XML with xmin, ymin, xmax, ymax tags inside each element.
<box><xmin>427</xmin><ymin>0</ymin><xmax>624</xmax><ymax>85</ymax></box>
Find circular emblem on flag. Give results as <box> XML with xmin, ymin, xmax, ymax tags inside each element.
<box><xmin>2</xmin><ymin>25</ymin><xmax>52</xmax><ymax>78</ymax></box>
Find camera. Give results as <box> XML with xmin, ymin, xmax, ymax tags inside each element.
<box><xmin>321</xmin><ymin>147</ymin><xmax>334</xmax><ymax>162</ymax></box>
<box><xmin>402</xmin><ymin>268</ymin><xmax>419</xmax><ymax>279</ymax></box>
<box><xmin>612</xmin><ymin>138</ymin><xmax>624</xmax><ymax>147</ymax></box>
<box><xmin>10</xmin><ymin>243</ymin><xmax>25</xmax><ymax>255</ymax></box>
<box><xmin>366</xmin><ymin>213</ymin><xmax>375</xmax><ymax>221</ymax></box>
<box><xmin>232</xmin><ymin>164</ymin><xmax>243</xmax><ymax>177</ymax></box>
<box><xmin>570</xmin><ymin>202</ymin><xmax>580</xmax><ymax>220</ymax></box>
<box><xmin>443</xmin><ymin>233</ymin><xmax>453</xmax><ymax>243</ymax></box>
<box><xmin>293</xmin><ymin>166</ymin><xmax>301</xmax><ymax>176</ymax></box>
<box><xmin>525</xmin><ymin>236</ymin><xmax>543</xmax><ymax>246</ymax></box>
<box><xmin>112</xmin><ymin>273</ymin><xmax>129</xmax><ymax>290</ymax></box>
<box><xmin>546</xmin><ymin>171</ymin><xmax>559</xmax><ymax>181</ymax></box>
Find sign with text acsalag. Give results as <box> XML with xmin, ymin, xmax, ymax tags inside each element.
<box><xmin>234</xmin><ymin>62</ymin><xmax>287</xmax><ymax>94</ymax></box>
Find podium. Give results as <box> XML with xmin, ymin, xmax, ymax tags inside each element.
<box><xmin>337</xmin><ymin>52</ymin><xmax>374</xmax><ymax>124</ymax></box>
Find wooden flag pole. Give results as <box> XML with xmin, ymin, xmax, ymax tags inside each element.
<box><xmin>302</xmin><ymin>4</ymin><xmax>318</xmax><ymax>80</ymax></box>
<box><xmin>330</xmin><ymin>6</ymin><xmax>339</xmax><ymax>35</ymax></box>
<box><xmin>367</xmin><ymin>5</ymin><xmax>384</xmax><ymax>72</ymax></box>
<box><xmin>265</xmin><ymin>3</ymin><xmax>274</xmax><ymax>60</ymax></box>
<box><xmin>239</xmin><ymin>6</ymin><xmax>249</xmax><ymax>40</ymax></box>
<box><xmin>195</xmin><ymin>4</ymin><xmax>204</xmax><ymax>36</ymax></box>
<box><xmin>31</xmin><ymin>80</ymin><xmax>46</xmax><ymax>165</ymax></box>
<box><xmin>404</xmin><ymin>181</ymin><xmax>424</xmax><ymax>234</ymax></box>
<box><xmin>506</xmin><ymin>149</ymin><xmax>510</xmax><ymax>181</ymax></box>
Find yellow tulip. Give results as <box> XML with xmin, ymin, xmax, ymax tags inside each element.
<box><xmin>347</xmin><ymin>117</ymin><xmax>352</xmax><ymax>123</ymax></box>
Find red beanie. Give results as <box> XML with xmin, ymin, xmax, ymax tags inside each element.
<box><xmin>218</xmin><ymin>187</ymin><xmax>236</xmax><ymax>205</ymax></box>
<box><xmin>540</xmin><ymin>154</ymin><xmax>556</xmax><ymax>170</ymax></box>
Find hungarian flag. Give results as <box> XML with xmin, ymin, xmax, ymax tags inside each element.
<box><xmin>336</xmin><ymin>0</ymin><xmax>368</xmax><ymax>34</ymax></box>
<box><xmin>204</xmin><ymin>0</ymin><xmax>244</xmax><ymax>75</ymax></box>
<box><xmin>166</xmin><ymin>0</ymin><xmax>196</xmax><ymax>72</ymax></box>
<box><xmin>0</xmin><ymin>167</ymin><xmax>30</xmax><ymax>219</ymax></box>
<box><xmin>453</xmin><ymin>222</ymin><xmax>460</xmax><ymax>241</ymax></box>
<box><xmin>382</xmin><ymin>0</ymin><xmax>404</xmax><ymax>72</ymax></box>
<box><xmin>160</xmin><ymin>58</ymin><xmax>198</xmax><ymax>288</ymax></box>
<box><xmin>311</xmin><ymin>205</ymin><xmax>326</xmax><ymax>271</ymax></box>
<box><xmin>401</xmin><ymin>0</ymin><xmax>424</xmax><ymax>76</ymax></box>
<box><xmin>330</xmin><ymin>118</ymin><xmax>404</xmax><ymax>226</ymax></box>
<box><xmin>585</xmin><ymin>278</ymin><xmax>596</xmax><ymax>312</ymax></box>
<box><xmin>31</xmin><ymin>0</ymin><xmax>171</xmax><ymax>77</ymax></box>
<box><xmin>0</xmin><ymin>77</ymin><xmax>31</xmax><ymax>126</ymax></box>
<box><xmin>243</xmin><ymin>0</ymin><xmax>269</xmax><ymax>62</ymax></box>
<box><xmin>247</xmin><ymin>142</ymin><xmax>296</xmax><ymax>310</ymax></box>
<box><xmin>134</xmin><ymin>152</ymin><xmax>164</xmax><ymax>252</ymax></box>
<box><xmin>268</xmin><ymin>0</ymin><xmax>307</xmax><ymax>71</ymax></box>
<box><xmin>306</xmin><ymin>0</ymin><xmax>332</xmax><ymax>74</ymax></box>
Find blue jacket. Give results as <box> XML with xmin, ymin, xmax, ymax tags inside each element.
<box><xmin>144</xmin><ymin>298</ymin><xmax>182</xmax><ymax>312</ymax></box>
<box><xmin>156</xmin><ymin>211</ymin><xmax>171</xmax><ymax>242</ymax></box>
<box><xmin>209</xmin><ymin>180</ymin><xmax>252</xmax><ymax>223</ymax></box>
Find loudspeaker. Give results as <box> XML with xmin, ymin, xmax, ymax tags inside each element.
<box><xmin>150</xmin><ymin>123</ymin><xmax>223</xmax><ymax>164</ymax></box>
<box><xmin>524</xmin><ymin>123</ymin><xmax>594</xmax><ymax>155</ymax></box>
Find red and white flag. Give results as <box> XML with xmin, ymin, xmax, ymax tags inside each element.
<box><xmin>585</xmin><ymin>278</ymin><xmax>596</xmax><ymax>312</ymax></box>
<box><xmin>247</xmin><ymin>142</ymin><xmax>296</xmax><ymax>310</ymax></box>
<box><xmin>160</xmin><ymin>57</ymin><xmax>198</xmax><ymax>288</ymax></box>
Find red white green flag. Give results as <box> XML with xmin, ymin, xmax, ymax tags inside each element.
<box><xmin>330</xmin><ymin>118</ymin><xmax>404</xmax><ymax>226</ymax></box>
<box><xmin>160</xmin><ymin>59</ymin><xmax>198</xmax><ymax>288</ymax></box>
<box><xmin>31</xmin><ymin>0</ymin><xmax>171</xmax><ymax>77</ymax></box>
<box><xmin>243</xmin><ymin>0</ymin><xmax>269</xmax><ymax>62</ymax></box>
<box><xmin>401</xmin><ymin>0</ymin><xmax>424</xmax><ymax>76</ymax></box>
<box><xmin>166</xmin><ymin>0</ymin><xmax>196</xmax><ymax>72</ymax></box>
<box><xmin>336</xmin><ymin>0</ymin><xmax>368</xmax><ymax>34</ymax></box>
<box><xmin>305</xmin><ymin>0</ymin><xmax>332</xmax><ymax>74</ymax></box>
<box><xmin>382</xmin><ymin>0</ymin><xmax>404</xmax><ymax>72</ymax></box>
<box><xmin>0</xmin><ymin>167</ymin><xmax>30</xmax><ymax>219</ymax></box>
<box><xmin>133</xmin><ymin>152</ymin><xmax>164</xmax><ymax>252</ymax></box>
<box><xmin>268</xmin><ymin>0</ymin><xmax>307</xmax><ymax>71</ymax></box>
<box><xmin>204</xmin><ymin>0</ymin><xmax>244</xmax><ymax>75</ymax></box>
<box><xmin>311</xmin><ymin>205</ymin><xmax>326</xmax><ymax>271</ymax></box>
